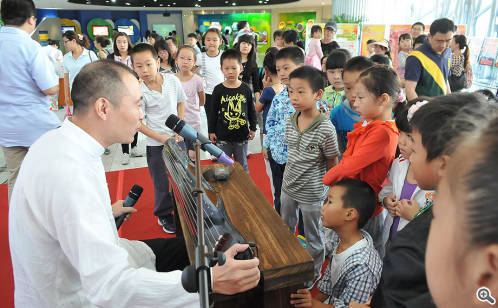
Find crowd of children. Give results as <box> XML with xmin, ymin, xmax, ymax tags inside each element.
<box><xmin>100</xmin><ymin>24</ymin><xmax>497</xmax><ymax>308</ymax></box>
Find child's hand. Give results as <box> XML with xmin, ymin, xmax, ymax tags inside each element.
<box><xmin>262</xmin><ymin>147</ymin><xmax>269</xmax><ymax>160</ymax></box>
<box><xmin>248</xmin><ymin>131</ymin><xmax>255</xmax><ymax>140</ymax></box>
<box><xmin>262</xmin><ymin>74</ymin><xmax>272</xmax><ymax>88</ymax></box>
<box><xmin>209</xmin><ymin>133</ymin><xmax>217</xmax><ymax>143</ymax></box>
<box><xmin>396</xmin><ymin>199</ymin><xmax>420</xmax><ymax>221</ymax></box>
<box><xmin>290</xmin><ymin>289</ymin><xmax>312</xmax><ymax>307</ymax></box>
<box><xmin>175</xmin><ymin>133</ymin><xmax>183</xmax><ymax>143</ymax></box>
<box><xmin>383</xmin><ymin>194</ymin><xmax>398</xmax><ymax>217</ymax></box>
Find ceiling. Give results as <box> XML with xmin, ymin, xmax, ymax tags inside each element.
<box><xmin>67</xmin><ymin>0</ymin><xmax>298</xmax><ymax>8</ymax></box>
<box><xmin>35</xmin><ymin>0</ymin><xmax>329</xmax><ymax>10</ymax></box>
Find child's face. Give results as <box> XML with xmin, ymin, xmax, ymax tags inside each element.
<box><xmin>187</xmin><ymin>37</ymin><xmax>197</xmax><ymax>47</ymax></box>
<box><xmin>326</xmin><ymin>68</ymin><xmax>344</xmax><ymax>90</ymax></box>
<box><xmin>288</xmin><ymin>77</ymin><xmax>323</xmax><ymax>112</ymax></box>
<box><xmin>352</xmin><ymin>80</ymin><xmax>384</xmax><ymax>119</ymax></box>
<box><xmin>205</xmin><ymin>32</ymin><xmax>221</xmax><ymax>53</ymax></box>
<box><xmin>221</xmin><ymin>58</ymin><xmax>242</xmax><ymax>82</ymax></box>
<box><xmin>276</xmin><ymin>58</ymin><xmax>300</xmax><ymax>86</ymax></box>
<box><xmin>239</xmin><ymin>41</ymin><xmax>252</xmax><ymax>56</ymax></box>
<box><xmin>342</xmin><ymin>70</ymin><xmax>362</xmax><ymax>111</ymax></box>
<box><xmin>157</xmin><ymin>48</ymin><xmax>169</xmax><ymax>62</ymax></box>
<box><xmin>374</xmin><ymin>45</ymin><xmax>386</xmax><ymax>55</ymax></box>
<box><xmin>398</xmin><ymin>131</ymin><xmax>414</xmax><ymax>158</ymax></box>
<box><xmin>399</xmin><ymin>38</ymin><xmax>412</xmax><ymax>50</ymax></box>
<box><xmin>116</xmin><ymin>36</ymin><xmax>129</xmax><ymax>54</ymax></box>
<box><xmin>132</xmin><ymin>50</ymin><xmax>160</xmax><ymax>81</ymax></box>
<box><xmin>176</xmin><ymin>48</ymin><xmax>196</xmax><ymax>72</ymax></box>
<box><xmin>313</xmin><ymin>30</ymin><xmax>322</xmax><ymax>39</ymax></box>
<box><xmin>321</xmin><ymin>186</ymin><xmax>352</xmax><ymax>229</ymax></box>
<box><xmin>274</xmin><ymin>35</ymin><xmax>284</xmax><ymax>47</ymax></box>
<box><xmin>409</xmin><ymin>128</ymin><xmax>443</xmax><ymax>190</ymax></box>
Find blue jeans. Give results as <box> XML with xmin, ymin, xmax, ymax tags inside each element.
<box><xmin>217</xmin><ymin>140</ymin><xmax>248</xmax><ymax>172</ymax></box>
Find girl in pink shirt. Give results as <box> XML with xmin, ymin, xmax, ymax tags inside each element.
<box><xmin>175</xmin><ymin>45</ymin><xmax>206</xmax><ymax>160</ymax></box>
<box><xmin>305</xmin><ymin>25</ymin><xmax>324</xmax><ymax>70</ymax></box>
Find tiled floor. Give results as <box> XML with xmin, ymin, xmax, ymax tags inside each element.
<box><xmin>0</xmin><ymin>107</ymin><xmax>263</xmax><ymax>184</ymax></box>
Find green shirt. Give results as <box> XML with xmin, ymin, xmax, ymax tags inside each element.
<box><xmin>322</xmin><ymin>85</ymin><xmax>345</xmax><ymax>109</ymax></box>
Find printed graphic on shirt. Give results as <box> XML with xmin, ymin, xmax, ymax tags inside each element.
<box><xmin>221</xmin><ymin>93</ymin><xmax>247</xmax><ymax>130</ymax></box>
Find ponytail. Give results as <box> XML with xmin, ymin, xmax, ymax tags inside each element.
<box><xmin>63</xmin><ymin>30</ymin><xmax>90</xmax><ymax>49</ymax></box>
<box><xmin>463</xmin><ymin>44</ymin><xmax>470</xmax><ymax>70</ymax></box>
<box><xmin>454</xmin><ymin>35</ymin><xmax>470</xmax><ymax>70</ymax></box>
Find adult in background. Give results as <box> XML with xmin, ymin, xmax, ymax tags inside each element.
<box><xmin>321</xmin><ymin>21</ymin><xmax>340</xmax><ymax>57</ymax></box>
<box><xmin>405</xmin><ymin>18</ymin><xmax>454</xmax><ymax>100</ymax></box>
<box><xmin>9</xmin><ymin>60</ymin><xmax>260</xmax><ymax>307</ymax></box>
<box><xmin>449</xmin><ymin>34</ymin><xmax>473</xmax><ymax>92</ymax></box>
<box><xmin>94</xmin><ymin>35</ymin><xmax>111</xmax><ymax>60</ymax></box>
<box><xmin>411</xmin><ymin>22</ymin><xmax>425</xmax><ymax>40</ymax></box>
<box><xmin>107</xmin><ymin>32</ymin><xmax>141</xmax><ymax>164</ymax></box>
<box><xmin>233</xmin><ymin>20</ymin><xmax>253</xmax><ymax>45</ymax></box>
<box><xmin>42</xmin><ymin>39</ymin><xmax>64</xmax><ymax>111</ymax></box>
<box><xmin>0</xmin><ymin>0</ymin><xmax>60</xmax><ymax>200</ymax></box>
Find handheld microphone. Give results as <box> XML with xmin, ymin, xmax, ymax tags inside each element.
<box><xmin>115</xmin><ymin>184</ymin><xmax>144</xmax><ymax>230</ymax></box>
<box><xmin>165</xmin><ymin>114</ymin><xmax>234</xmax><ymax>165</ymax></box>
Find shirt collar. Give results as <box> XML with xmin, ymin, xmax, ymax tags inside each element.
<box><xmin>63</xmin><ymin>118</ymin><xmax>105</xmax><ymax>158</ymax></box>
<box><xmin>0</xmin><ymin>26</ymin><xmax>31</xmax><ymax>38</ymax></box>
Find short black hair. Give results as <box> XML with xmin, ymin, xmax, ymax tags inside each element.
<box><xmin>47</xmin><ymin>39</ymin><xmax>59</xmax><ymax>47</ymax></box>
<box><xmin>237</xmin><ymin>20</ymin><xmax>249</xmax><ymax>31</ymax></box>
<box><xmin>187</xmin><ymin>33</ymin><xmax>198</xmax><ymax>39</ymax></box>
<box><xmin>410</xmin><ymin>92</ymin><xmax>493</xmax><ymax>161</ymax></box>
<box><xmin>370</xmin><ymin>54</ymin><xmax>390</xmax><ymax>66</ymax></box>
<box><xmin>334</xmin><ymin>179</ymin><xmax>376</xmax><ymax>229</ymax></box>
<box><xmin>393</xmin><ymin>97</ymin><xmax>430</xmax><ymax>133</ymax></box>
<box><xmin>366</xmin><ymin>39</ymin><xmax>376</xmax><ymax>45</ymax></box>
<box><xmin>358</xmin><ymin>65</ymin><xmax>400</xmax><ymax>102</ymax></box>
<box><xmin>283</xmin><ymin>29</ymin><xmax>304</xmax><ymax>49</ymax></box>
<box><xmin>220</xmin><ymin>48</ymin><xmax>242</xmax><ymax>66</ymax></box>
<box><xmin>412</xmin><ymin>22</ymin><xmax>425</xmax><ymax>31</ymax></box>
<box><xmin>165</xmin><ymin>36</ymin><xmax>178</xmax><ymax>46</ymax></box>
<box><xmin>413</xmin><ymin>34</ymin><xmax>428</xmax><ymax>46</ymax></box>
<box><xmin>343</xmin><ymin>56</ymin><xmax>374</xmax><ymax>74</ymax></box>
<box><xmin>131</xmin><ymin>43</ymin><xmax>158</xmax><ymax>63</ymax></box>
<box><xmin>263</xmin><ymin>47</ymin><xmax>279</xmax><ymax>75</ymax></box>
<box><xmin>429</xmin><ymin>18</ymin><xmax>455</xmax><ymax>36</ymax></box>
<box><xmin>204</xmin><ymin>27</ymin><xmax>222</xmax><ymax>40</ymax></box>
<box><xmin>96</xmin><ymin>35</ymin><xmax>110</xmax><ymax>48</ymax></box>
<box><xmin>326</xmin><ymin>49</ymin><xmax>351</xmax><ymax>70</ymax></box>
<box><xmin>311</xmin><ymin>25</ymin><xmax>322</xmax><ymax>36</ymax></box>
<box><xmin>273</xmin><ymin>29</ymin><xmax>284</xmax><ymax>40</ymax></box>
<box><xmin>1</xmin><ymin>0</ymin><xmax>35</xmax><ymax>26</ymax></box>
<box><xmin>399</xmin><ymin>33</ymin><xmax>412</xmax><ymax>42</ymax></box>
<box><xmin>289</xmin><ymin>66</ymin><xmax>326</xmax><ymax>93</ymax></box>
<box><xmin>71</xmin><ymin>60</ymin><xmax>136</xmax><ymax>115</ymax></box>
<box><xmin>275</xmin><ymin>46</ymin><xmax>304</xmax><ymax>65</ymax></box>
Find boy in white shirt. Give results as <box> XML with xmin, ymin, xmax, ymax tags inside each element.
<box><xmin>131</xmin><ymin>43</ymin><xmax>186</xmax><ymax>234</ymax></box>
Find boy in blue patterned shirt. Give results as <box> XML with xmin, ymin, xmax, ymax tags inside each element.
<box><xmin>290</xmin><ymin>179</ymin><xmax>382</xmax><ymax>308</ymax></box>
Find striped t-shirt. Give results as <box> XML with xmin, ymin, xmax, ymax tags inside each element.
<box><xmin>282</xmin><ymin>111</ymin><xmax>340</xmax><ymax>203</ymax></box>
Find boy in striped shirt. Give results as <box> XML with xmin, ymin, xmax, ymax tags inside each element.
<box><xmin>280</xmin><ymin>66</ymin><xmax>340</xmax><ymax>283</ymax></box>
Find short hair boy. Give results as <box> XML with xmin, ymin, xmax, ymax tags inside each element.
<box><xmin>323</xmin><ymin>49</ymin><xmax>351</xmax><ymax>109</ymax></box>
<box><xmin>330</xmin><ymin>56</ymin><xmax>374</xmax><ymax>153</ymax></box>
<box><xmin>273</xmin><ymin>30</ymin><xmax>284</xmax><ymax>49</ymax></box>
<box><xmin>263</xmin><ymin>46</ymin><xmax>304</xmax><ymax>214</ymax></box>
<box><xmin>131</xmin><ymin>43</ymin><xmax>186</xmax><ymax>233</ymax></box>
<box><xmin>290</xmin><ymin>179</ymin><xmax>382</xmax><ymax>307</ymax></box>
<box><xmin>280</xmin><ymin>66</ymin><xmax>340</xmax><ymax>282</ymax></box>
<box><xmin>208</xmin><ymin>49</ymin><xmax>257</xmax><ymax>172</ymax></box>
<box><xmin>187</xmin><ymin>32</ymin><xmax>201</xmax><ymax>54</ymax></box>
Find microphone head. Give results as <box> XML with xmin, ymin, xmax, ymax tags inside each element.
<box><xmin>217</xmin><ymin>152</ymin><xmax>234</xmax><ymax>166</ymax></box>
<box><xmin>129</xmin><ymin>184</ymin><xmax>144</xmax><ymax>200</ymax></box>
<box><xmin>165</xmin><ymin>114</ymin><xmax>185</xmax><ymax>134</ymax></box>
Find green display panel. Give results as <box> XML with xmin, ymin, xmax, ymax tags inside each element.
<box><xmin>197</xmin><ymin>13</ymin><xmax>271</xmax><ymax>52</ymax></box>
<box><xmin>86</xmin><ymin>18</ymin><xmax>113</xmax><ymax>40</ymax></box>
<box><xmin>279</xmin><ymin>12</ymin><xmax>317</xmax><ymax>41</ymax></box>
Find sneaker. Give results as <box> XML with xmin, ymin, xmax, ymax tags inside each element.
<box><xmin>130</xmin><ymin>147</ymin><xmax>143</xmax><ymax>157</ymax></box>
<box><xmin>121</xmin><ymin>153</ymin><xmax>130</xmax><ymax>165</ymax></box>
<box><xmin>104</xmin><ymin>148</ymin><xmax>111</xmax><ymax>155</ymax></box>
<box><xmin>158</xmin><ymin>215</ymin><xmax>176</xmax><ymax>234</ymax></box>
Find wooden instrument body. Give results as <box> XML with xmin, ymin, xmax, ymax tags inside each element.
<box><xmin>163</xmin><ymin>141</ymin><xmax>313</xmax><ymax>307</ymax></box>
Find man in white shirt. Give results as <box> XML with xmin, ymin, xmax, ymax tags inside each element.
<box><xmin>9</xmin><ymin>60</ymin><xmax>260</xmax><ymax>307</ymax></box>
<box><xmin>0</xmin><ymin>0</ymin><xmax>60</xmax><ymax>200</ymax></box>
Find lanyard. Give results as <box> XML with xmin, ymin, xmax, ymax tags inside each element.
<box><xmin>413</xmin><ymin>201</ymin><xmax>433</xmax><ymax>219</ymax></box>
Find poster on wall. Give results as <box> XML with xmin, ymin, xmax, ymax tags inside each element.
<box><xmin>479</xmin><ymin>38</ymin><xmax>498</xmax><ymax>66</ymax></box>
<box><xmin>279</xmin><ymin>12</ymin><xmax>317</xmax><ymax>43</ymax></box>
<box><xmin>197</xmin><ymin>13</ymin><xmax>271</xmax><ymax>52</ymax></box>
<box><xmin>389</xmin><ymin>25</ymin><xmax>412</xmax><ymax>71</ymax></box>
<box><xmin>336</xmin><ymin>23</ymin><xmax>360</xmax><ymax>56</ymax></box>
<box><xmin>360</xmin><ymin>24</ymin><xmax>386</xmax><ymax>56</ymax></box>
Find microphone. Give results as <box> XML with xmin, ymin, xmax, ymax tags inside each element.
<box><xmin>165</xmin><ymin>114</ymin><xmax>234</xmax><ymax>165</ymax></box>
<box><xmin>115</xmin><ymin>184</ymin><xmax>144</xmax><ymax>230</ymax></box>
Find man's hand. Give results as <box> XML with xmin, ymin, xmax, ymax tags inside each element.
<box><xmin>396</xmin><ymin>199</ymin><xmax>420</xmax><ymax>221</ymax></box>
<box><xmin>209</xmin><ymin>133</ymin><xmax>217</xmax><ymax>143</ymax></box>
<box><xmin>175</xmin><ymin>133</ymin><xmax>183</xmax><ymax>143</ymax></box>
<box><xmin>383</xmin><ymin>194</ymin><xmax>398</xmax><ymax>217</ymax></box>
<box><xmin>290</xmin><ymin>289</ymin><xmax>313</xmax><ymax>307</ymax></box>
<box><xmin>111</xmin><ymin>200</ymin><xmax>137</xmax><ymax>219</ymax></box>
<box><xmin>158</xmin><ymin>134</ymin><xmax>171</xmax><ymax>145</ymax></box>
<box><xmin>212</xmin><ymin>244</ymin><xmax>260</xmax><ymax>295</ymax></box>
<box><xmin>248</xmin><ymin>130</ymin><xmax>255</xmax><ymax>140</ymax></box>
<box><xmin>262</xmin><ymin>147</ymin><xmax>268</xmax><ymax>160</ymax></box>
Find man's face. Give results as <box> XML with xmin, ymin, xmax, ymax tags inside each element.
<box><xmin>324</xmin><ymin>28</ymin><xmax>335</xmax><ymax>40</ymax></box>
<box><xmin>411</xmin><ymin>25</ymin><xmax>424</xmax><ymax>38</ymax></box>
<box><xmin>429</xmin><ymin>31</ymin><xmax>453</xmax><ymax>54</ymax></box>
<box><xmin>108</xmin><ymin>73</ymin><xmax>144</xmax><ymax>144</ymax></box>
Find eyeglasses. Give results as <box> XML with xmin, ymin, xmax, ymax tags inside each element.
<box><xmin>63</xmin><ymin>40</ymin><xmax>71</xmax><ymax>44</ymax></box>
<box><xmin>178</xmin><ymin>56</ymin><xmax>193</xmax><ymax>62</ymax></box>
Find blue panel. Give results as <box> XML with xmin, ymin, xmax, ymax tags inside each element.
<box><xmin>114</xmin><ymin>18</ymin><xmax>140</xmax><ymax>44</ymax></box>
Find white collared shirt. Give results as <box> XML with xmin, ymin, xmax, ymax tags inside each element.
<box><xmin>63</xmin><ymin>48</ymin><xmax>98</xmax><ymax>89</ymax></box>
<box><xmin>9</xmin><ymin>119</ymin><xmax>198</xmax><ymax>307</ymax></box>
<box><xmin>141</xmin><ymin>72</ymin><xmax>187</xmax><ymax>146</ymax></box>
<box><xmin>0</xmin><ymin>26</ymin><xmax>60</xmax><ymax>147</ymax></box>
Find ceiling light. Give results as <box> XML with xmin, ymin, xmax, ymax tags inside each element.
<box><xmin>111</xmin><ymin>0</ymin><xmax>116</xmax><ymax>2</ymax></box>
<box><xmin>159</xmin><ymin>3</ymin><xmax>163</xmax><ymax>5</ymax></box>
<box><xmin>125</xmin><ymin>2</ymin><xmax>130</xmax><ymax>5</ymax></box>
<box><xmin>232</xmin><ymin>2</ymin><xmax>236</xmax><ymax>5</ymax></box>
<box><xmin>173</xmin><ymin>2</ymin><xmax>176</xmax><ymax>4</ymax></box>
<box><xmin>154</xmin><ymin>0</ymin><xmax>157</xmax><ymax>1</ymax></box>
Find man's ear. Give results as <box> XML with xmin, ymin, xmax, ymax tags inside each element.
<box><xmin>437</xmin><ymin>154</ymin><xmax>451</xmax><ymax>178</ymax></box>
<box><xmin>93</xmin><ymin>98</ymin><xmax>113</xmax><ymax>121</ymax></box>
<box><xmin>473</xmin><ymin>245</ymin><xmax>498</xmax><ymax>301</ymax></box>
